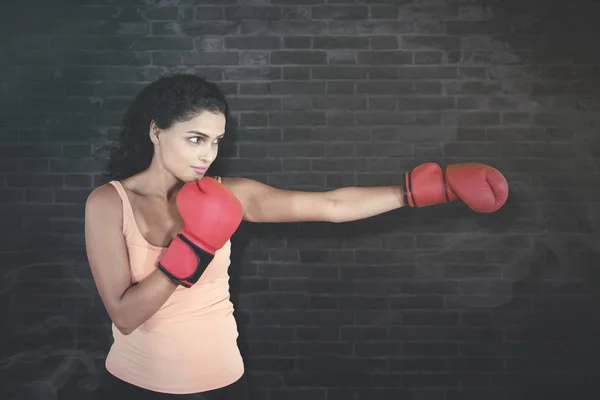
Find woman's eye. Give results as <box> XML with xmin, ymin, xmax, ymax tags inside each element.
<box><xmin>188</xmin><ymin>137</ymin><xmax>221</xmax><ymax>145</ymax></box>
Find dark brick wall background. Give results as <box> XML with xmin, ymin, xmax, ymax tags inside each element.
<box><xmin>2</xmin><ymin>0</ymin><xmax>600</xmax><ymax>399</ymax></box>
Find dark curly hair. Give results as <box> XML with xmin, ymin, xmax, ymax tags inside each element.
<box><xmin>105</xmin><ymin>74</ymin><xmax>229</xmax><ymax>181</ymax></box>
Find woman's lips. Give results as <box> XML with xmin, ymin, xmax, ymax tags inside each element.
<box><xmin>192</xmin><ymin>166</ymin><xmax>208</xmax><ymax>174</ymax></box>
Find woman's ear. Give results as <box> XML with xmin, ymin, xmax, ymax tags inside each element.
<box><xmin>149</xmin><ymin>120</ymin><xmax>161</xmax><ymax>145</ymax></box>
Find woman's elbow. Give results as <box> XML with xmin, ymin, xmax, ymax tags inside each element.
<box><xmin>112</xmin><ymin>314</ymin><xmax>136</xmax><ymax>335</ymax></box>
<box><xmin>116</xmin><ymin>324</ymin><xmax>134</xmax><ymax>336</ymax></box>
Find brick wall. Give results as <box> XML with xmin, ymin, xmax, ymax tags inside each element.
<box><xmin>2</xmin><ymin>0</ymin><xmax>600</xmax><ymax>399</ymax></box>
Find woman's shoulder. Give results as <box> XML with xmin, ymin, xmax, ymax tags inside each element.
<box><xmin>86</xmin><ymin>181</ymin><xmax>123</xmax><ymax>214</ymax></box>
<box><xmin>216</xmin><ymin>176</ymin><xmax>257</xmax><ymax>211</ymax></box>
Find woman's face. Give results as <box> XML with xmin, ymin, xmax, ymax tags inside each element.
<box><xmin>152</xmin><ymin>111</ymin><xmax>226</xmax><ymax>182</ymax></box>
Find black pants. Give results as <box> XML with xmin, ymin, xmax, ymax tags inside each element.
<box><xmin>99</xmin><ymin>372</ymin><xmax>249</xmax><ymax>400</ymax></box>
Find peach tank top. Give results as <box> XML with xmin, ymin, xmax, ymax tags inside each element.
<box><xmin>104</xmin><ymin>179</ymin><xmax>244</xmax><ymax>394</ymax></box>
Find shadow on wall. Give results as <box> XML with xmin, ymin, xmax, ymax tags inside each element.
<box><xmin>481</xmin><ymin>0</ymin><xmax>600</xmax><ymax>397</ymax></box>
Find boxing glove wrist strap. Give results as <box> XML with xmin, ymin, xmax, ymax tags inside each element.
<box><xmin>157</xmin><ymin>233</ymin><xmax>215</xmax><ymax>288</ymax></box>
<box><xmin>403</xmin><ymin>168</ymin><xmax>452</xmax><ymax>208</ymax></box>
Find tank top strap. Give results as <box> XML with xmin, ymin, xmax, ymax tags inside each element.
<box><xmin>108</xmin><ymin>180</ymin><xmax>136</xmax><ymax>237</ymax></box>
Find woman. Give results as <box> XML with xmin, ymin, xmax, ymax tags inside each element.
<box><xmin>85</xmin><ymin>74</ymin><xmax>508</xmax><ymax>399</ymax></box>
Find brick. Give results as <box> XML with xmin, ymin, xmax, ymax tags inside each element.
<box><xmin>330</xmin><ymin>389</ymin><xmax>413</xmax><ymax>400</ymax></box>
<box><xmin>357</xmin><ymin>82</ymin><xmax>412</xmax><ymax>95</ymax></box>
<box><xmin>297</xmin><ymin>356</ymin><xmax>387</xmax><ymax>372</ymax></box>
<box><xmin>400</xmin><ymin>281</ymin><xmax>458</xmax><ymax>295</ymax></box>
<box><xmin>308</xmin><ymin>295</ymin><xmax>336</xmax><ymax>311</ymax></box>
<box><xmin>330</xmin><ymin>51</ymin><xmax>356</xmax><ymax>66</ymax></box>
<box><xmin>403</xmin><ymin>35</ymin><xmax>462</xmax><ymax>50</ymax></box>
<box><xmin>240</xmin><ymin>112</ymin><xmax>268</xmax><ymax>126</ymax></box>
<box><xmin>64</xmin><ymin>174</ymin><xmax>92</xmax><ymax>188</ymax></box>
<box><xmin>458</xmin><ymin>96</ymin><xmax>489</xmax><ymax>110</ymax></box>
<box><xmin>0</xmin><ymin>145</ymin><xmax>62</xmax><ymax>158</ymax></box>
<box><xmin>1</xmin><ymin>189</ymin><xmax>25</xmax><ymax>202</ymax></box>
<box><xmin>371</xmin><ymin>6</ymin><xmax>399</xmax><ymax>19</ymax></box>
<box><xmin>283</xmin><ymin>37</ymin><xmax>311</xmax><ymax>49</ymax></box>
<box><xmin>225</xmin><ymin>36</ymin><xmax>281</xmax><ymax>50</ymax></box>
<box><xmin>355</xmin><ymin>143</ymin><xmax>414</xmax><ymax>157</ymax></box>
<box><xmin>258</xmin><ymin>293</ymin><xmax>309</xmax><ymax>309</ymax></box>
<box><xmin>312</xmin><ymin>5</ymin><xmax>368</xmax><ymax>20</ymax></box>
<box><xmin>447</xmin><ymin>21</ymin><xmax>503</xmax><ymax>35</ymax></box>
<box><xmin>269</xmin><ymin>389</ymin><xmax>326</xmax><ymax>400</ymax></box>
<box><xmin>271</xmin><ymin>51</ymin><xmax>327</xmax><ymax>65</ymax></box>
<box><xmin>270</xmin><ymin>112</ymin><xmax>326</xmax><ymax>126</ymax></box>
<box><xmin>398</xmin><ymin>66</ymin><xmax>457</xmax><ymax>79</ymax></box>
<box><xmin>415</xmin><ymin>82</ymin><xmax>443</xmax><ymax>94</ymax></box>
<box><xmin>415</xmin><ymin>51</ymin><xmax>443</xmax><ymax>65</ymax></box>
<box><xmin>268</xmin><ymin>143</ymin><xmax>326</xmax><ymax>157</ymax></box>
<box><xmin>329</xmin><ymin>21</ymin><xmax>414</xmax><ymax>35</ymax></box>
<box><xmin>282</xmin><ymin>66</ymin><xmax>310</xmax><ymax>80</ymax></box>
<box><xmin>225</xmin><ymin>6</ymin><xmax>281</xmax><ymax>20</ymax></box>
<box><xmin>270</xmin><ymin>82</ymin><xmax>327</xmax><ymax>94</ymax></box>
<box><xmin>7</xmin><ymin>175</ymin><xmax>63</xmax><ymax>188</ymax></box>
<box><xmin>356</xmin><ymin>112</ymin><xmax>414</xmax><ymax>126</ymax></box>
<box><xmin>339</xmin><ymin>326</ymin><xmax>387</xmax><ymax>341</ymax></box>
<box><xmin>370</xmin><ymin>36</ymin><xmax>399</xmax><ymax>50</ymax></box>
<box><xmin>405</xmin><ymin>373</ymin><xmax>459</xmax><ymax>388</ymax></box>
<box><xmin>10</xmin><ymin>295</ymin><xmax>62</xmax><ymax>310</ymax></box>
<box><xmin>145</xmin><ymin>7</ymin><xmax>179</xmax><ymax>20</ymax></box>
<box><xmin>240</xmin><ymin>21</ymin><xmax>327</xmax><ymax>35</ymax></box>
<box><xmin>239</xmin><ymin>83</ymin><xmax>270</xmax><ymax>95</ymax></box>
<box><xmin>54</xmin><ymin>189</ymin><xmax>91</xmax><ymax>203</ymax></box>
<box><xmin>312</xmin><ymin>67</ymin><xmax>368</xmax><ymax>80</ymax></box>
<box><xmin>224</xmin><ymin>66</ymin><xmax>280</xmax><ymax>80</ymax></box>
<box><xmin>294</xmin><ymin>324</ymin><xmax>339</xmax><ymax>342</ymax></box>
<box><xmin>135</xmin><ymin>37</ymin><xmax>194</xmax><ymax>51</ymax></box>
<box><xmin>312</xmin><ymin>96</ymin><xmax>367</xmax><ymax>110</ymax></box>
<box><xmin>403</xmin><ymin>343</ymin><xmax>459</xmax><ymax>356</ymax></box>
<box><xmin>179</xmin><ymin>21</ymin><xmax>239</xmax><ymax>36</ymax></box>
<box><xmin>358</xmin><ymin>51</ymin><xmax>412</xmax><ymax>65</ymax></box>
<box><xmin>181</xmin><ymin>52</ymin><xmax>239</xmax><ymax>65</ymax></box>
<box><xmin>368</xmin><ymin>97</ymin><xmax>397</xmax><ymax>110</ymax></box>
<box><xmin>444</xmin><ymin>142</ymin><xmax>502</xmax><ymax>157</ymax></box>
<box><xmin>389</xmin><ymin>295</ymin><xmax>444</xmax><ymax>309</ymax></box>
<box><xmin>399</xmin><ymin>97</ymin><xmax>455</xmax><ymax>111</ymax></box>
<box><xmin>355</xmin><ymin>342</ymin><xmax>400</xmax><ymax>356</ymax></box>
<box><xmin>285</xmin><ymin>371</ymin><xmax>372</xmax><ymax>386</ymax></box>
<box><xmin>327</xmin><ymin>82</ymin><xmax>355</xmax><ymax>94</ymax></box>
<box><xmin>280</xmin><ymin>342</ymin><xmax>352</xmax><ymax>356</ymax></box>
<box><xmin>282</xmin><ymin>6</ymin><xmax>310</xmax><ymax>20</ymax></box>
<box><xmin>313</xmin><ymin>36</ymin><xmax>369</xmax><ymax>49</ymax></box>
<box><xmin>282</xmin><ymin>97</ymin><xmax>311</xmax><ymax>110</ymax></box>
<box><xmin>457</xmin><ymin>112</ymin><xmax>501</xmax><ymax>126</ymax></box>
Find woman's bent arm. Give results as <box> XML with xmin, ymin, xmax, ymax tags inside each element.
<box><xmin>84</xmin><ymin>184</ymin><xmax>177</xmax><ymax>335</ymax></box>
<box><xmin>114</xmin><ymin>269</ymin><xmax>177</xmax><ymax>334</ymax></box>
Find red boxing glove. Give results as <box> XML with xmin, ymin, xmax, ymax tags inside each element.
<box><xmin>158</xmin><ymin>177</ymin><xmax>243</xmax><ymax>287</ymax></box>
<box><xmin>403</xmin><ymin>162</ymin><xmax>509</xmax><ymax>213</ymax></box>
